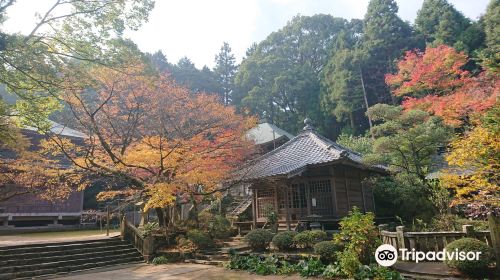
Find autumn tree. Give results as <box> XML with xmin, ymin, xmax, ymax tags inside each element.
<box><xmin>386</xmin><ymin>45</ymin><xmax>498</xmax><ymax>127</ymax></box>
<box><xmin>441</xmin><ymin>105</ymin><xmax>499</xmax><ymax>208</ymax></box>
<box><xmin>43</xmin><ymin>62</ymin><xmax>256</xmax><ymax>224</ymax></box>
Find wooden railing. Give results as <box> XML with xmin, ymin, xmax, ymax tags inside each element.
<box><xmin>121</xmin><ymin>216</ymin><xmax>155</xmax><ymax>262</ymax></box>
<box><xmin>379</xmin><ymin>224</ymin><xmax>492</xmax><ymax>253</ymax></box>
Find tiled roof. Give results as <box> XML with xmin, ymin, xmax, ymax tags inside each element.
<box><xmin>246</xmin><ymin>122</ymin><xmax>294</xmax><ymax>145</ymax></box>
<box><xmin>237</xmin><ymin>124</ymin><xmax>386</xmax><ymax>180</ymax></box>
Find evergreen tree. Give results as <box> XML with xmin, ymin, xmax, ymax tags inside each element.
<box><xmin>481</xmin><ymin>0</ymin><xmax>500</xmax><ymax>71</ymax></box>
<box><xmin>415</xmin><ymin>0</ymin><xmax>471</xmax><ymax>47</ymax></box>
<box><xmin>362</xmin><ymin>0</ymin><xmax>420</xmax><ymax>105</ymax></box>
<box><xmin>234</xmin><ymin>14</ymin><xmax>348</xmax><ymax>133</ymax></box>
<box><xmin>214</xmin><ymin>42</ymin><xmax>237</xmax><ymax>105</ymax></box>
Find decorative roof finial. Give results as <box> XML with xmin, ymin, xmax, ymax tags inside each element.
<box><xmin>303</xmin><ymin>118</ymin><xmax>314</xmax><ymax>131</ymax></box>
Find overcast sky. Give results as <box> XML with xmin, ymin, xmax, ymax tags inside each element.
<box><xmin>4</xmin><ymin>0</ymin><xmax>490</xmax><ymax>68</ymax></box>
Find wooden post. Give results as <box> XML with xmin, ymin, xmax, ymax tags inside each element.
<box><xmin>284</xmin><ymin>184</ymin><xmax>291</xmax><ymax>231</ymax></box>
<box><xmin>462</xmin><ymin>225</ymin><xmax>474</xmax><ymax>237</ymax></box>
<box><xmin>143</xmin><ymin>235</ymin><xmax>155</xmax><ymax>262</ymax></box>
<box><xmin>120</xmin><ymin>215</ymin><xmax>126</xmax><ymax>241</ymax></box>
<box><xmin>252</xmin><ymin>188</ymin><xmax>257</xmax><ymax>229</ymax></box>
<box><xmin>396</xmin><ymin>226</ymin><xmax>405</xmax><ymax>251</ymax></box>
<box><xmin>488</xmin><ymin>213</ymin><xmax>500</xmax><ymax>272</ymax></box>
<box><xmin>106</xmin><ymin>205</ymin><xmax>110</xmax><ymax>236</ymax></box>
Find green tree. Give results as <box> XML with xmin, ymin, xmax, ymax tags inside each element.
<box><xmin>214</xmin><ymin>42</ymin><xmax>237</xmax><ymax>105</ymax></box>
<box><xmin>235</xmin><ymin>14</ymin><xmax>349</xmax><ymax>133</ymax></box>
<box><xmin>365</xmin><ymin>104</ymin><xmax>450</xmax><ymax>181</ymax></box>
<box><xmin>362</xmin><ymin>0</ymin><xmax>421</xmax><ymax>105</ymax></box>
<box><xmin>481</xmin><ymin>0</ymin><xmax>500</xmax><ymax>72</ymax></box>
<box><xmin>416</xmin><ymin>0</ymin><xmax>471</xmax><ymax>46</ymax></box>
<box><xmin>0</xmin><ymin>0</ymin><xmax>154</xmax><ymax>140</ymax></box>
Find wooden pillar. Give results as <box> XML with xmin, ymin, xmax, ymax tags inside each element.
<box><xmin>284</xmin><ymin>184</ymin><xmax>291</xmax><ymax>230</ymax></box>
<box><xmin>331</xmin><ymin>167</ymin><xmax>338</xmax><ymax>217</ymax></box>
<box><xmin>343</xmin><ymin>167</ymin><xmax>351</xmax><ymax>210</ymax></box>
<box><xmin>396</xmin><ymin>226</ymin><xmax>406</xmax><ymax>251</ymax></box>
<box><xmin>306</xmin><ymin>182</ymin><xmax>311</xmax><ymax>216</ymax></box>
<box><xmin>273</xmin><ymin>185</ymin><xmax>279</xmax><ymax>213</ymax></box>
<box><xmin>252</xmin><ymin>188</ymin><xmax>257</xmax><ymax>229</ymax></box>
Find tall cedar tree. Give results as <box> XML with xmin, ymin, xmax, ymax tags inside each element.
<box><xmin>361</xmin><ymin>0</ymin><xmax>421</xmax><ymax>106</ymax></box>
<box><xmin>214</xmin><ymin>42</ymin><xmax>237</xmax><ymax>105</ymax></box>
<box><xmin>415</xmin><ymin>0</ymin><xmax>471</xmax><ymax>47</ymax></box>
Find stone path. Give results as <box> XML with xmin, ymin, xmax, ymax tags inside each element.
<box><xmin>53</xmin><ymin>263</ymin><xmax>302</xmax><ymax>280</ymax></box>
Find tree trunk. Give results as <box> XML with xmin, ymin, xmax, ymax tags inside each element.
<box><xmin>359</xmin><ymin>66</ymin><xmax>374</xmax><ymax>140</ymax></box>
<box><xmin>155</xmin><ymin>207</ymin><xmax>165</xmax><ymax>227</ymax></box>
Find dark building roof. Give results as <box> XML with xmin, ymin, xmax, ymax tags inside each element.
<box><xmin>237</xmin><ymin>119</ymin><xmax>387</xmax><ymax>181</ymax></box>
<box><xmin>246</xmin><ymin>122</ymin><xmax>294</xmax><ymax>145</ymax></box>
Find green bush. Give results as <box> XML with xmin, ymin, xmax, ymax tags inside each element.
<box><xmin>245</xmin><ymin>229</ymin><xmax>274</xmax><ymax>251</ymax></box>
<box><xmin>334</xmin><ymin>207</ymin><xmax>380</xmax><ymax>264</ymax></box>
<box><xmin>314</xmin><ymin>241</ymin><xmax>339</xmax><ymax>263</ymax></box>
<box><xmin>293</xmin><ymin>230</ymin><xmax>327</xmax><ymax>249</ymax></box>
<box><xmin>141</xmin><ymin>222</ymin><xmax>159</xmax><ymax>238</ymax></box>
<box><xmin>321</xmin><ymin>264</ymin><xmax>343</xmax><ymax>279</ymax></box>
<box><xmin>151</xmin><ymin>255</ymin><xmax>169</xmax><ymax>265</ymax></box>
<box><xmin>337</xmin><ymin>249</ymin><xmax>361</xmax><ymax>278</ymax></box>
<box><xmin>276</xmin><ymin>260</ymin><xmax>297</xmax><ymax>275</ymax></box>
<box><xmin>198</xmin><ymin>212</ymin><xmax>233</xmax><ymax>239</ymax></box>
<box><xmin>356</xmin><ymin>264</ymin><xmax>403</xmax><ymax>280</ymax></box>
<box><xmin>296</xmin><ymin>258</ymin><xmax>326</xmax><ymax>277</ymax></box>
<box><xmin>444</xmin><ymin>238</ymin><xmax>494</xmax><ymax>277</ymax></box>
<box><xmin>253</xmin><ymin>255</ymin><xmax>279</xmax><ymax>275</ymax></box>
<box><xmin>272</xmin><ymin>231</ymin><xmax>296</xmax><ymax>251</ymax></box>
<box><xmin>187</xmin><ymin>229</ymin><xmax>213</xmax><ymax>249</ymax></box>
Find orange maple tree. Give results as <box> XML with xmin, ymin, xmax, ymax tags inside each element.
<box><xmin>43</xmin><ymin>63</ymin><xmax>256</xmax><ymax>212</ymax></box>
<box><xmin>386</xmin><ymin>45</ymin><xmax>499</xmax><ymax>127</ymax></box>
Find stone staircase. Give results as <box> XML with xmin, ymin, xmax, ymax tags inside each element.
<box><xmin>277</xmin><ymin>220</ymin><xmax>298</xmax><ymax>232</ymax></box>
<box><xmin>0</xmin><ymin>237</ymin><xmax>143</xmax><ymax>279</ymax></box>
<box><xmin>184</xmin><ymin>236</ymin><xmax>250</xmax><ymax>265</ymax></box>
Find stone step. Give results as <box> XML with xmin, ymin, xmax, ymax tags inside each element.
<box><xmin>0</xmin><ymin>238</ymin><xmax>125</xmax><ymax>255</ymax></box>
<box><xmin>0</xmin><ymin>256</ymin><xmax>143</xmax><ymax>280</ymax></box>
<box><xmin>0</xmin><ymin>251</ymin><xmax>141</xmax><ymax>274</ymax></box>
<box><xmin>0</xmin><ymin>246</ymin><xmax>138</xmax><ymax>267</ymax></box>
<box><xmin>0</xmin><ymin>243</ymin><xmax>133</xmax><ymax>261</ymax></box>
<box><xmin>0</xmin><ymin>237</ymin><xmax>144</xmax><ymax>280</ymax></box>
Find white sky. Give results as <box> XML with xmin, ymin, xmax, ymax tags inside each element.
<box><xmin>3</xmin><ymin>0</ymin><xmax>490</xmax><ymax>68</ymax></box>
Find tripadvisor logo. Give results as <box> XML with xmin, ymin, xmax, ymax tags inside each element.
<box><xmin>375</xmin><ymin>244</ymin><xmax>483</xmax><ymax>266</ymax></box>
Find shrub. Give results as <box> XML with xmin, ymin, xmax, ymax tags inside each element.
<box><xmin>151</xmin><ymin>255</ymin><xmax>169</xmax><ymax>265</ymax></box>
<box><xmin>277</xmin><ymin>260</ymin><xmax>297</xmax><ymax>275</ymax></box>
<box><xmin>198</xmin><ymin>212</ymin><xmax>233</xmax><ymax>239</ymax></box>
<box><xmin>321</xmin><ymin>264</ymin><xmax>343</xmax><ymax>279</ymax></box>
<box><xmin>272</xmin><ymin>231</ymin><xmax>296</xmax><ymax>251</ymax></box>
<box><xmin>141</xmin><ymin>222</ymin><xmax>159</xmax><ymax>238</ymax></box>
<box><xmin>444</xmin><ymin>238</ymin><xmax>494</xmax><ymax>277</ymax></box>
<box><xmin>293</xmin><ymin>230</ymin><xmax>327</xmax><ymax>249</ymax></box>
<box><xmin>253</xmin><ymin>255</ymin><xmax>279</xmax><ymax>275</ymax></box>
<box><xmin>187</xmin><ymin>229</ymin><xmax>213</xmax><ymax>249</ymax></box>
<box><xmin>225</xmin><ymin>254</ymin><xmax>260</xmax><ymax>270</ymax></box>
<box><xmin>334</xmin><ymin>207</ymin><xmax>380</xmax><ymax>264</ymax></box>
<box><xmin>337</xmin><ymin>249</ymin><xmax>361</xmax><ymax>278</ymax></box>
<box><xmin>356</xmin><ymin>264</ymin><xmax>403</xmax><ymax>280</ymax></box>
<box><xmin>296</xmin><ymin>258</ymin><xmax>326</xmax><ymax>277</ymax></box>
<box><xmin>314</xmin><ymin>241</ymin><xmax>339</xmax><ymax>263</ymax></box>
<box><xmin>245</xmin><ymin>229</ymin><xmax>274</xmax><ymax>251</ymax></box>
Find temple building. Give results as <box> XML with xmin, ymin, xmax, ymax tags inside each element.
<box><xmin>235</xmin><ymin>118</ymin><xmax>387</xmax><ymax>231</ymax></box>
